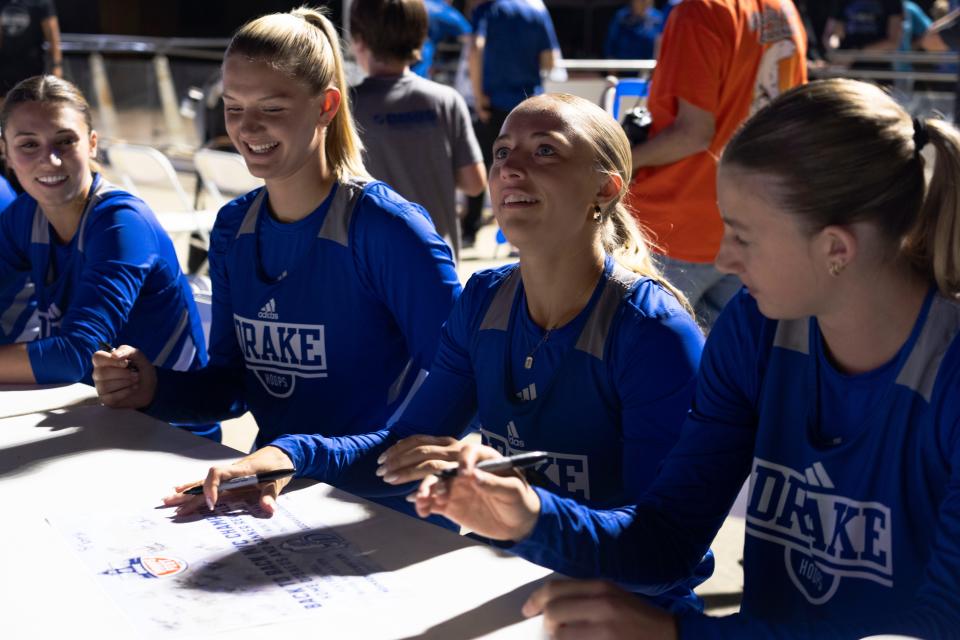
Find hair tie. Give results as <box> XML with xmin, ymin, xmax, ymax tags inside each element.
<box><xmin>913</xmin><ymin>117</ymin><xmax>929</xmax><ymax>156</ymax></box>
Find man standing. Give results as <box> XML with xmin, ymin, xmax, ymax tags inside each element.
<box><xmin>0</xmin><ymin>0</ymin><xmax>62</xmax><ymax>97</ymax></box>
<box><xmin>627</xmin><ymin>0</ymin><xmax>807</xmax><ymax>328</ymax></box>
<box><xmin>462</xmin><ymin>0</ymin><xmax>559</xmax><ymax>246</ymax></box>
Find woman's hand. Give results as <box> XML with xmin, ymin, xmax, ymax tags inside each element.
<box><xmin>162</xmin><ymin>446</ymin><xmax>295</xmax><ymax>517</ymax></box>
<box><xmin>91</xmin><ymin>345</ymin><xmax>156</xmax><ymax>409</ymax></box>
<box><xmin>412</xmin><ymin>443</ymin><xmax>541</xmax><ymax>540</ymax></box>
<box><xmin>375</xmin><ymin>434</ymin><xmax>465</xmax><ymax>484</ymax></box>
<box><xmin>522</xmin><ymin>579</ymin><xmax>679</xmax><ymax>640</ymax></box>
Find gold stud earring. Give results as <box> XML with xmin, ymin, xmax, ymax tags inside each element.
<box><xmin>592</xmin><ymin>203</ymin><xmax>602</xmax><ymax>222</ymax></box>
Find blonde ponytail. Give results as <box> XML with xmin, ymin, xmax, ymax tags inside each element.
<box><xmin>907</xmin><ymin>119</ymin><xmax>960</xmax><ymax>298</ymax></box>
<box><xmin>227</xmin><ymin>5</ymin><xmax>369</xmax><ymax>182</ymax></box>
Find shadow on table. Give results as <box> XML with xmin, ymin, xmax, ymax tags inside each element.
<box><xmin>179</xmin><ymin>501</ymin><xmax>480</xmax><ymax>592</ymax></box>
<box><xmin>0</xmin><ymin>403</ymin><xmax>229</xmax><ymax>479</ymax></box>
<box><xmin>394</xmin><ymin>578</ymin><xmax>550</xmax><ymax>640</ymax></box>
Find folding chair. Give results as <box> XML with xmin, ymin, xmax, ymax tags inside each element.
<box><xmin>193</xmin><ymin>148</ymin><xmax>262</xmax><ymax>207</ymax></box>
<box><xmin>106</xmin><ymin>142</ymin><xmax>212</xmax><ymax>274</ymax></box>
<box><xmin>601</xmin><ymin>77</ymin><xmax>650</xmax><ymax>120</ymax></box>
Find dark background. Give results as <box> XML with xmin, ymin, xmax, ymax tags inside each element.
<box><xmin>53</xmin><ymin>0</ymin><xmax>669</xmax><ymax>59</ymax></box>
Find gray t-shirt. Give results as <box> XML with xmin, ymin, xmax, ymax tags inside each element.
<box><xmin>351</xmin><ymin>72</ymin><xmax>483</xmax><ymax>259</ymax></box>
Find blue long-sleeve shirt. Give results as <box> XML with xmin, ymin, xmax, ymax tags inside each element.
<box><xmin>0</xmin><ymin>174</ymin><xmax>206</xmax><ymax>381</ymax></box>
<box><xmin>147</xmin><ymin>179</ymin><xmax>461</xmax><ymax>448</ymax></box>
<box><xmin>513</xmin><ymin>289</ymin><xmax>960</xmax><ymax>638</ymax></box>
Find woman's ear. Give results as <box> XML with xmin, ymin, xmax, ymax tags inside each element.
<box><xmin>817</xmin><ymin>223</ymin><xmax>858</xmax><ymax>275</ymax></box>
<box><xmin>88</xmin><ymin>129</ymin><xmax>98</xmax><ymax>159</ymax></box>
<box><xmin>318</xmin><ymin>87</ymin><xmax>342</xmax><ymax>127</ymax></box>
<box><xmin>596</xmin><ymin>173</ymin><xmax>623</xmax><ymax>206</ymax></box>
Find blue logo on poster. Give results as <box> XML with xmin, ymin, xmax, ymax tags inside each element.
<box><xmin>101</xmin><ymin>556</ymin><xmax>188</xmax><ymax>579</ymax></box>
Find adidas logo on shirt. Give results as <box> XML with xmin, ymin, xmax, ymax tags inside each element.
<box><xmin>257</xmin><ymin>298</ymin><xmax>279</xmax><ymax>320</ymax></box>
<box><xmin>515</xmin><ymin>383</ymin><xmax>538</xmax><ymax>402</ymax></box>
<box><xmin>506</xmin><ymin>420</ymin><xmax>525</xmax><ymax>448</ymax></box>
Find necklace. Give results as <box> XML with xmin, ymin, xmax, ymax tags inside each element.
<box><xmin>523</xmin><ymin>329</ymin><xmax>553</xmax><ymax>369</ymax></box>
<box><xmin>522</xmin><ymin>262</ymin><xmax>605</xmax><ymax>370</ymax></box>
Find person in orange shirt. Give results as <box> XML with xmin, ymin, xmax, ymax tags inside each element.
<box><xmin>627</xmin><ymin>0</ymin><xmax>807</xmax><ymax>329</ymax></box>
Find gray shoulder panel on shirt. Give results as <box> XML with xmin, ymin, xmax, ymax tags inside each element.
<box><xmin>574</xmin><ymin>263</ymin><xmax>641</xmax><ymax>361</ymax></box>
<box><xmin>896</xmin><ymin>295</ymin><xmax>960</xmax><ymax>402</ymax></box>
<box><xmin>773</xmin><ymin>317</ymin><xmax>810</xmax><ymax>355</ymax></box>
<box><xmin>479</xmin><ymin>267</ymin><xmax>521</xmax><ymax>331</ymax></box>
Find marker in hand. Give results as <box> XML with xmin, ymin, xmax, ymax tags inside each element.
<box><xmin>98</xmin><ymin>340</ymin><xmax>138</xmax><ymax>372</ymax></box>
<box><xmin>436</xmin><ymin>450</ymin><xmax>549</xmax><ymax>479</ymax></box>
<box><xmin>183</xmin><ymin>469</ymin><xmax>297</xmax><ymax>495</ymax></box>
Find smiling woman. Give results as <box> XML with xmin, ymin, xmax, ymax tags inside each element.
<box><xmin>90</xmin><ymin>6</ymin><xmax>461</xmax><ymax>513</ymax></box>
<box><xmin>161</xmin><ymin>90</ymin><xmax>711</xmax><ymax>614</ymax></box>
<box><xmin>0</xmin><ymin>75</ymin><xmax>208</xmax><ymax>398</ymax></box>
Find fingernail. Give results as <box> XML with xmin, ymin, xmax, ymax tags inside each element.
<box><xmin>405</xmin><ymin>492</ymin><xmax>417</xmax><ymax>502</ymax></box>
<box><xmin>433</xmin><ymin>482</ymin><xmax>447</xmax><ymax>495</ymax></box>
<box><xmin>375</xmin><ymin>466</ymin><xmax>386</xmax><ymax>477</ymax></box>
<box><xmin>376</xmin><ymin>453</ymin><xmax>387</xmax><ymax>464</ymax></box>
<box><xmin>383</xmin><ymin>473</ymin><xmax>398</xmax><ymax>484</ymax></box>
<box><xmin>206</xmin><ymin>497</ymin><xmax>215</xmax><ymax>511</ymax></box>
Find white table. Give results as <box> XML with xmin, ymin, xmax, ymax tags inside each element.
<box><xmin>0</xmin><ymin>382</ymin><xmax>98</xmax><ymax>419</ymax></box>
<box><xmin>0</xmin><ymin>401</ymin><xmax>551</xmax><ymax>639</ymax></box>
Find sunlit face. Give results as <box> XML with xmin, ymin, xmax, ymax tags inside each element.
<box><xmin>489</xmin><ymin>103</ymin><xmax>607</xmax><ymax>253</ymax></box>
<box><xmin>714</xmin><ymin>166</ymin><xmax>827</xmax><ymax>319</ymax></box>
<box><xmin>222</xmin><ymin>55</ymin><xmax>334</xmax><ymax>182</ymax></box>
<box><xmin>2</xmin><ymin>101</ymin><xmax>96</xmax><ymax>215</ymax></box>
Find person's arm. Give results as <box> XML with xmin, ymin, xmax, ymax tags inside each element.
<box><xmin>823</xmin><ymin>17</ymin><xmax>845</xmax><ymax>51</ymax></box>
<box><xmin>40</xmin><ymin>16</ymin><xmax>62</xmax><ymax>78</ymax></box>
<box><xmin>417</xmin><ymin>291</ymin><xmax>761</xmax><ymax>593</ymax></box>
<box><xmin>269</xmin><ymin>271</ymin><xmax>487</xmax><ymax>492</ymax></box>
<box><xmin>353</xmin><ymin>187</ymin><xmax>461</xmax><ymax>376</ymax></box>
<box><xmin>456</xmin><ymin>163</ymin><xmax>487</xmax><ymax>197</ymax></box>
<box><xmin>17</xmin><ymin>204</ymin><xmax>159</xmax><ymax>384</ymax></box>
<box><xmin>0</xmin><ymin>344</ymin><xmax>35</xmax><ymax>382</ymax></box>
<box><xmin>631</xmin><ymin>2</ymin><xmax>723</xmax><ymax>170</ymax></box>
<box><xmin>451</xmin><ymin>92</ymin><xmax>487</xmax><ymax>197</ymax></box>
<box><xmin>920</xmin><ymin>8</ymin><xmax>960</xmax><ymax>51</ymax></box>
<box><xmin>143</xmin><ymin>204</ymin><xmax>248</xmax><ymax>423</ymax></box>
<box><xmin>614</xmin><ymin>305</ymin><xmax>704</xmax><ymax>501</ymax></box>
<box><xmin>539</xmin><ymin>48</ymin><xmax>556</xmax><ymax>74</ymax></box>
<box><xmin>469</xmin><ymin>34</ymin><xmax>489</xmax><ymax>122</ymax></box>
<box><xmin>0</xmin><ymin>204</ymin><xmax>36</xmax><ymax>382</ymax></box>
<box><xmin>632</xmin><ymin>98</ymin><xmax>715</xmax><ymax>169</ymax></box>
<box><xmin>861</xmin><ymin>13</ymin><xmax>904</xmax><ymax>51</ymax></box>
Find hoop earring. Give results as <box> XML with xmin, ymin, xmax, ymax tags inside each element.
<box><xmin>592</xmin><ymin>203</ymin><xmax>602</xmax><ymax>222</ymax></box>
<box><xmin>829</xmin><ymin>262</ymin><xmax>844</xmax><ymax>277</ymax></box>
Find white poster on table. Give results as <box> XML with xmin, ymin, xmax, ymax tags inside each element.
<box><xmin>47</xmin><ymin>491</ymin><xmax>403</xmax><ymax>637</ymax></box>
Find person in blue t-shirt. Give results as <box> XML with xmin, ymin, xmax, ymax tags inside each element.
<box><xmin>412</xmin><ymin>0</ymin><xmax>472</xmax><ymax>78</ymax></box>
<box><xmin>462</xmin><ymin>0</ymin><xmax>560</xmax><ymax>246</ymax></box>
<box><xmin>0</xmin><ymin>75</ymin><xmax>207</xmax><ymax>387</ymax></box>
<box><xmin>161</xmin><ymin>93</ymin><xmax>712</xmax><ymax>614</ymax></box>
<box><xmin>604</xmin><ymin>0</ymin><xmax>666</xmax><ymax>61</ymax></box>
<box><xmin>92</xmin><ymin>9</ymin><xmax>460</xmax><ymax>456</ymax></box>
<box><xmin>412</xmin><ymin>79</ymin><xmax>960</xmax><ymax>638</ymax></box>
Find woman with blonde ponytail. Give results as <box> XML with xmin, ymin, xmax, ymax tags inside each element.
<box><xmin>150</xmin><ymin>91</ymin><xmax>708</xmax><ymax>613</ymax></box>
<box><xmin>414</xmin><ymin>79</ymin><xmax>960</xmax><ymax>639</ymax></box>
<box><xmin>91</xmin><ymin>5</ymin><xmax>461</xmax><ymax>500</ymax></box>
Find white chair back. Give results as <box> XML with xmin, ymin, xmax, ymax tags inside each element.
<box><xmin>106</xmin><ymin>143</ymin><xmax>194</xmax><ymax>211</ymax></box>
<box><xmin>194</xmin><ymin>148</ymin><xmax>262</xmax><ymax>206</ymax></box>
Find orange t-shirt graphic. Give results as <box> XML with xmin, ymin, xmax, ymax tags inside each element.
<box><xmin>626</xmin><ymin>0</ymin><xmax>807</xmax><ymax>263</ymax></box>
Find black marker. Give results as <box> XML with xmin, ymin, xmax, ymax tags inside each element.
<box><xmin>437</xmin><ymin>450</ymin><xmax>549</xmax><ymax>479</ymax></box>
<box><xmin>183</xmin><ymin>469</ymin><xmax>297</xmax><ymax>495</ymax></box>
<box><xmin>98</xmin><ymin>340</ymin><xmax>139</xmax><ymax>372</ymax></box>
